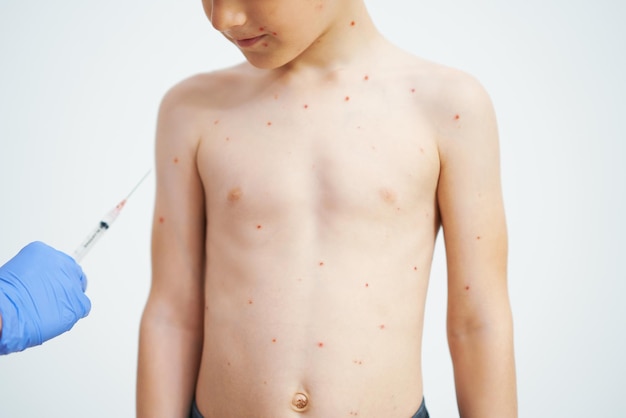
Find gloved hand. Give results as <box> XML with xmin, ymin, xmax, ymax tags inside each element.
<box><xmin>0</xmin><ymin>241</ymin><xmax>91</xmax><ymax>355</ymax></box>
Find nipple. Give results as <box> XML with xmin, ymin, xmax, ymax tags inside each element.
<box><xmin>291</xmin><ymin>391</ymin><xmax>310</xmax><ymax>412</ymax></box>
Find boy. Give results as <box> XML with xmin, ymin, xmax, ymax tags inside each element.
<box><xmin>137</xmin><ymin>0</ymin><xmax>517</xmax><ymax>417</ymax></box>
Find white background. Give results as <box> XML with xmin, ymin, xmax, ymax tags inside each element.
<box><xmin>0</xmin><ymin>0</ymin><xmax>624</xmax><ymax>416</ymax></box>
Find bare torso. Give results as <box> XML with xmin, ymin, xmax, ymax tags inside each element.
<box><xmin>188</xmin><ymin>45</ymin><xmax>444</xmax><ymax>418</ymax></box>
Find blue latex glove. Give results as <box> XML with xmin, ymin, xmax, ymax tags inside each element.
<box><xmin>0</xmin><ymin>241</ymin><xmax>91</xmax><ymax>355</ymax></box>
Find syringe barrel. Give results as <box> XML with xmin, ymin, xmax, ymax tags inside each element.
<box><xmin>70</xmin><ymin>170</ymin><xmax>148</xmax><ymax>263</ymax></box>
<box><xmin>72</xmin><ymin>204</ymin><xmax>122</xmax><ymax>262</ymax></box>
<box><xmin>73</xmin><ymin>221</ymin><xmax>109</xmax><ymax>262</ymax></box>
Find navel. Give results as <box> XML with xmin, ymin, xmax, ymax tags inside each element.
<box><xmin>291</xmin><ymin>391</ymin><xmax>310</xmax><ymax>412</ymax></box>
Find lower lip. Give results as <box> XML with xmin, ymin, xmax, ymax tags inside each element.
<box><xmin>236</xmin><ymin>36</ymin><xmax>264</xmax><ymax>48</ymax></box>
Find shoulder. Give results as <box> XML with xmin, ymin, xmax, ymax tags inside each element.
<box><xmin>379</xmin><ymin>49</ymin><xmax>501</xmax><ymax>172</ymax></box>
<box><xmin>400</xmin><ymin>53</ymin><xmax>494</xmax><ymax>126</ymax></box>
<box><xmin>154</xmin><ymin>63</ymin><xmax>258</xmax><ymax>151</ymax></box>
<box><xmin>395</xmin><ymin>53</ymin><xmax>498</xmax><ymax>154</ymax></box>
<box><xmin>159</xmin><ymin>62</ymin><xmax>254</xmax><ymax>113</ymax></box>
<box><xmin>378</xmin><ymin>45</ymin><xmax>495</xmax><ymax>134</ymax></box>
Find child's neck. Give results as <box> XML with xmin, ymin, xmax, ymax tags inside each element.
<box><xmin>275</xmin><ymin>3</ymin><xmax>385</xmax><ymax>81</ymax></box>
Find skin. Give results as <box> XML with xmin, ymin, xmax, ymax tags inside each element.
<box><xmin>137</xmin><ymin>0</ymin><xmax>517</xmax><ymax>417</ymax></box>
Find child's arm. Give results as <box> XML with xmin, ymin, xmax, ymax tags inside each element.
<box><xmin>137</xmin><ymin>82</ymin><xmax>206</xmax><ymax>418</ymax></box>
<box><xmin>436</xmin><ymin>73</ymin><xmax>517</xmax><ymax>417</ymax></box>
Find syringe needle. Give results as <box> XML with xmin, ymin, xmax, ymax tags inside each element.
<box><xmin>73</xmin><ymin>170</ymin><xmax>151</xmax><ymax>262</ymax></box>
<box><xmin>124</xmin><ymin>169</ymin><xmax>152</xmax><ymax>201</ymax></box>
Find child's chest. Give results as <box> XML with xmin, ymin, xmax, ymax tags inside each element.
<box><xmin>196</xmin><ymin>88</ymin><xmax>440</xmax><ymax>218</ymax></box>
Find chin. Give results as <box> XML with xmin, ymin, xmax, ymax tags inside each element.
<box><xmin>241</xmin><ymin>51</ymin><xmax>297</xmax><ymax>71</ymax></box>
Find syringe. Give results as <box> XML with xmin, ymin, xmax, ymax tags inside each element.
<box><xmin>73</xmin><ymin>170</ymin><xmax>151</xmax><ymax>262</ymax></box>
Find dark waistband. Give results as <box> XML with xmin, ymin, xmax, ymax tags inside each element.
<box><xmin>413</xmin><ymin>398</ymin><xmax>430</xmax><ymax>418</ymax></box>
<box><xmin>190</xmin><ymin>399</ymin><xmax>203</xmax><ymax>418</ymax></box>
<box><xmin>191</xmin><ymin>397</ymin><xmax>428</xmax><ymax>418</ymax></box>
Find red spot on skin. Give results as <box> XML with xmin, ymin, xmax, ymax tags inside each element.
<box><xmin>319</xmin><ymin>261</ymin><xmax>324</xmax><ymax>266</ymax></box>
<box><xmin>318</xmin><ymin>342</ymin><xmax>324</xmax><ymax>348</ymax></box>
<box><xmin>214</xmin><ymin>119</ymin><xmax>220</xmax><ymax>124</ymax></box>
<box><xmin>267</xmin><ymin>121</ymin><xmax>272</xmax><ymax>126</ymax></box>
<box><xmin>226</xmin><ymin>137</ymin><xmax>230</xmax><ymax>141</ymax></box>
<box><xmin>262</xmin><ymin>42</ymin><xmax>268</xmax><ymax>47</ymax></box>
<box><xmin>455</xmin><ymin>114</ymin><xmax>460</xmax><ymax>120</ymax></box>
<box><xmin>365</xmin><ymin>283</ymin><xmax>369</xmax><ymax>288</ymax></box>
<box><xmin>257</xmin><ymin>225</ymin><xmax>262</xmax><ymax>229</ymax></box>
<box><xmin>364</xmin><ymin>75</ymin><xmax>369</xmax><ymax>81</ymax></box>
<box><xmin>227</xmin><ymin>362</ymin><xmax>231</xmax><ymax>366</ymax></box>
<box><xmin>465</xmin><ymin>286</ymin><xmax>470</xmax><ymax>291</ymax></box>
<box><xmin>272</xmin><ymin>32</ymin><xmax>277</xmax><ymax>36</ymax></box>
<box><xmin>413</xmin><ymin>266</ymin><xmax>418</xmax><ymax>271</ymax></box>
<box><xmin>350</xmin><ymin>21</ymin><xmax>356</xmax><ymax>26</ymax></box>
<box><xmin>379</xmin><ymin>324</ymin><xmax>386</xmax><ymax>330</ymax></box>
<box><xmin>259</xmin><ymin>26</ymin><xmax>265</xmax><ymax>31</ymax></box>
<box><xmin>248</xmin><ymin>299</ymin><xmax>253</xmax><ymax>305</ymax></box>
<box><xmin>411</xmin><ymin>88</ymin><xmax>416</xmax><ymax>93</ymax></box>
<box><xmin>345</xmin><ymin>96</ymin><xmax>350</xmax><ymax>101</ymax></box>
<box><xmin>173</xmin><ymin>157</ymin><xmax>179</xmax><ymax>164</ymax></box>
<box><xmin>158</xmin><ymin>217</ymin><xmax>165</xmax><ymax>224</ymax></box>
<box><xmin>353</xmin><ymin>360</ymin><xmax>363</xmax><ymax>365</ymax></box>
<box><xmin>272</xmin><ymin>338</ymin><xmax>277</xmax><ymax>343</ymax></box>
<box><xmin>273</xmin><ymin>94</ymin><xmax>279</xmax><ymax>100</ymax></box>
<box><xmin>476</xmin><ymin>236</ymin><xmax>482</xmax><ymax>240</ymax></box>
<box><xmin>304</xmin><ymin>104</ymin><xmax>309</xmax><ymax>109</ymax></box>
